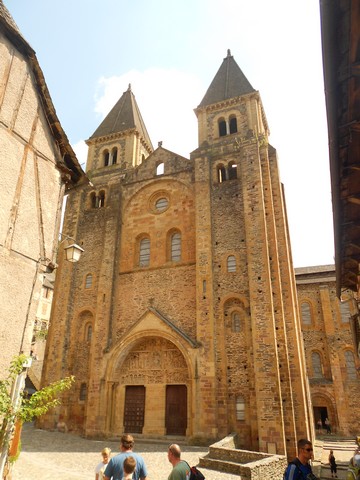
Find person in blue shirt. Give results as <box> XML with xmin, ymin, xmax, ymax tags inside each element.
<box><xmin>284</xmin><ymin>438</ymin><xmax>317</xmax><ymax>480</ymax></box>
<box><xmin>104</xmin><ymin>434</ymin><xmax>148</xmax><ymax>480</ymax></box>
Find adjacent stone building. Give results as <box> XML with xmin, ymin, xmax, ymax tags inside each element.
<box><xmin>41</xmin><ymin>51</ymin><xmax>313</xmax><ymax>458</ymax></box>
<box><xmin>0</xmin><ymin>2</ymin><xmax>86</xmax><ymax>377</ymax></box>
<box><xmin>296</xmin><ymin>265</ymin><xmax>360</xmax><ymax>436</ymax></box>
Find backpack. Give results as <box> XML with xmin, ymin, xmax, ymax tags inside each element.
<box><xmin>284</xmin><ymin>458</ymin><xmax>302</xmax><ymax>480</ymax></box>
<box><xmin>186</xmin><ymin>463</ymin><xmax>205</xmax><ymax>480</ymax></box>
<box><xmin>283</xmin><ymin>459</ymin><xmax>318</xmax><ymax>480</ymax></box>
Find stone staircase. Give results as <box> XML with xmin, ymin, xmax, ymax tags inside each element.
<box><xmin>315</xmin><ymin>436</ymin><xmax>358</xmax><ymax>480</ymax></box>
<box><xmin>196</xmin><ymin>434</ymin><xmax>358</xmax><ymax>479</ymax></box>
<box><xmin>198</xmin><ymin>434</ymin><xmax>287</xmax><ymax>480</ymax></box>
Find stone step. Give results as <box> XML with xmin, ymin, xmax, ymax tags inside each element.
<box><xmin>321</xmin><ymin>465</ymin><xmax>349</xmax><ymax>471</ymax></box>
<box><xmin>199</xmin><ymin>452</ymin><xmax>287</xmax><ymax>479</ymax></box>
<box><xmin>199</xmin><ymin>456</ymin><xmax>244</xmax><ymax>476</ymax></box>
<box><xmin>206</xmin><ymin>445</ymin><xmax>271</xmax><ymax>463</ymax></box>
<box><xmin>319</xmin><ymin>436</ymin><xmax>358</xmax><ymax>443</ymax></box>
<box><xmin>320</xmin><ymin>464</ymin><xmax>352</xmax><ymax>480</ymax></box>
<box><xmin>107</xmin><ymin>435</ymin><xmax>188</xmax><ymax>446</ymax></box>
<box><xmin>206</xmin><ymin>447</ymin><xmax>243</xmax><ymax>462</ymax></box>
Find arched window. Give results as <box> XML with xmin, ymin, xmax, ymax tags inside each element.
<box><xmin>301</xmin><ymin>302</ymin><xmax>312</xmax><ymax>325</ymax></box>
<box><xmin>227</xmin><ymin>255</ymin><xmax>236</xmax><ymax>272</ymax></box>
<box><xmin>171</xmin><ymin>232</ymin><xmax>181</xmax><ymax>262</ymax></box>
<box><xmin>232</xmin><ymin>312</ymin><xmax>241</xmax><ymax>332</ymax></box>
<box><xmin>85</xmin><ymin>274</ymin><xmax>93</xmax><ymax>289</ymax></box>
<box><xmin>156</xmin><ymin>162</ymin><xmax>164</xmax><ymax>175</ymax></box>
<box><xmin>339</xmin><ymin>299</ymin><xmax>351</xmax><ymax>323</ymax></box>
<box><xmin>345</xmin><ymin>351</ymin><xmax>357</xmax><ymax>379</ymax></box>
<box><xmin>217</xmin><ymin>165</ymin><xmax>226</xmax><ymax>183</ymax></box>
<box><xmin>90</xmin><ymin>192</ymin><xmax>97</xmax><ymax>208</ymax></box>
<box><xmin>311</xmin><ymin>352</ymin><xmax>323</xmax><ymax>378</ymax></box>
<box><xmin>218</xmin><ymin>118</ymin><xmax>227</xmax><ymax>137</ymax></box>
<box><xmin>111</xmin><ymin>147</ymin><xmax>118</xmax><ymax>165</ymax></box>
<box><xmin>79</xmin><ymin>383</ymin><xmax>87</xmax><ymax>401</ymax></box>
<box><xmin>86</xmin><ymin>324</ymin><xmax>92</xmax><ymax>342</ymax></box>
<box><xmin>103</xmin><ymin>150</ymin><xmax>110</xmax><ymax>167</ymax></box>
<box><xmin>228</xmin><ymin>161</ymin><xmax>237</xmax><ymax>180</ymax></box>
<box><xmin>229</xmin><ymin>115</ymin><xmax>238</xmax><ymax>134</ymax></box>
<box><xmin>139</xmin><ymin>238</ymin><xmax>150</xmax><ymax>267</ymax></box>
<box><xmin>98</xmin><ymin>191</ymin><xmax>105</xmax><ymax>208</ymax></box>
<box><xmin>236</xmin><ymin>396</ymin><xmax>245</xmax><ymax>420</ymax></box>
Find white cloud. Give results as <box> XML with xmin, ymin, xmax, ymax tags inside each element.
<box><xmin>94</xmin><ymin>68</ymin><xmax>204</xmax><ymax>158</ymax></box>
<box><xmin>72</xmin><ymin>140</ymin><xmax>88</xmax><ymax>170</ymax></box>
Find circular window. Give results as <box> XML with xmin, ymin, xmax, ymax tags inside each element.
<box><xmin>149</xmin><ymin>191</ymin><xmax>170</xmax><ymax>214</ymax></box>
<box><xmin>155</xmin><ymin>198</ymin><xmax>168</xmax><ymax>212</ymax></box>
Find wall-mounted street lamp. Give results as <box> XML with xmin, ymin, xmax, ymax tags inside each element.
<box><xmin>64</xmin><ymin>243</ymin><xmax>84</xmax><ymax>263</ymax></box>
<box><xmin>59</xmin><ymin>233</ymin><xmax>84</xmax><ymax>263</ymax></box>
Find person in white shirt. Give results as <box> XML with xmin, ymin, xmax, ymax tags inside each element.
<box><xmin>95</xmin><ymin>447</ymin><xmax>111</xmax><ymax>480</ymax></box>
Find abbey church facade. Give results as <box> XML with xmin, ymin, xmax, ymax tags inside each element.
<box><xmin>40</xmin><ymin>51</ymin><xmax>360</xmax><ymax>457</ymax></box>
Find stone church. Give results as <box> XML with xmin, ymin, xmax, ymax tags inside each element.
<box><xmin>41</xmin><ymin>50</ymin><xmax>318</xmax><ymax>458</ymax></box>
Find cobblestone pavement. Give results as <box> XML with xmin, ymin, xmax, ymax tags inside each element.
<box><xmin>11</xmin><ymin>424</ymin><xmax>359</xmax><ymax>480</ymax></box>
<box><xmin>11</xmin><ymin>423</ymin><xmax>241</xmax><ymax>480</ymax></box>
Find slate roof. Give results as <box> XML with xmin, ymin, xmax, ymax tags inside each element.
<box><xmin>89</xmin><ymin>85</ymin><xmax>153</xmax><ymax>149</ymax></box>
<box><xmin>0</xmin><ymin>1</ymin><xmax>87</xmax><ymax>187</ymax></box>
<box><xmin>198</xmin><ymin>49</ymin><xmax>255</xmax><ymax>108</ymax></box>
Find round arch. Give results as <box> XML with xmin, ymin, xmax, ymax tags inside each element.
<box><xmin>311</xmin><ymin>391</ymin><xmax>337</xmax><ymax>431</ymax></box>
<box><xmin>221</xmin><ymin>293</ymin><xmax>250</xmax><ymax>310</ymax></box>
<box><xmin>104</xmin><ymin>331</ymin><xmax>194</xmax><ymax>437</ymax></box>
<box><xmin>105</xmin><ymin>328</ymin><xmax>195</xmax><ymax>381</ymax></box>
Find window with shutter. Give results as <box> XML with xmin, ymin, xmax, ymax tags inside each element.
<box><xmin>301</xmin><ymin>302</ymin><xmax>312</xmax><ymax>325</ymax></box>
<box><xmin>139</xmin><ymin>238</ymin><xmax>150</xmax><ymax>267</ymax></box>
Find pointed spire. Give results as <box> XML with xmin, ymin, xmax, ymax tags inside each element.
<box><xmin>89</xmin><ymin>87</ymin><xmax>153</xmax><ymax>149</ymax></box>
<box><xmin>198</xmin><ymin>50</ymin><xmax>255</xmax><ymax>108</ymax></box>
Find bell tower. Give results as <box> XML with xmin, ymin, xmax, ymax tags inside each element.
<box><xmin>195</xmin><ymin>49</ymin><xmax>269</xmax><ymax>150</ymax></box>
<box><xmin>85</xmin><ymin>84</ymin><xmax>153</xmax><ymax>173</ymax></box>
<box><xmin>191</xmin><ymin>50</ymin><xmax>313</xmax><ymax>456</ymax></box>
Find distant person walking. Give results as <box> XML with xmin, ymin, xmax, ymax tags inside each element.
<box><xmin>329</xmin><ymin>450</ymin><xmax>337</xmax><ymax>478</ymax></box>
<box><xmin>325</xmin><ymin>417</ymin><xmax>332</xmax><ymax>434</ymax></box>
<box><xmin>317</xmin><ymin>418</ymin><xmax>322</xmax><ymax>432</ymax></box>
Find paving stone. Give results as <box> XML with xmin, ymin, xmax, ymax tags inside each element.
<box><xmin>11</xmin><ymin>423</ymin><xmax>240</xmax><ymax>480</ymax></box>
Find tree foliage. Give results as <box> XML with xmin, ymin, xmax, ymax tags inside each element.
<box><xmin>0</xmin><ymin>354</ymin><xmax>74</xmax><ymax>424</ymax></box>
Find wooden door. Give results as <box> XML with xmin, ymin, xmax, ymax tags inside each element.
<box><xmin>165</xmin><ymin>385</ymin><xmax>187</xmax><ymax>435</ymax></box>
<box><xmin>123</xmin><ymin>386</ymin><xmax>145</xmax><ymax>433</ymax></box>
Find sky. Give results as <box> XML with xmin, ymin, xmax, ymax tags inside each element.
<box><xmin>5</xmin><ymin>0</ymin><xmax>335</xmax><ymax>268</ymax></box>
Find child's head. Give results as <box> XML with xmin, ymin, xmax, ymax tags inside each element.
<box><xmin>123</xmin><ymin>456</ymin><xmax>136</xmax><ymax>474</ymax></box>
<box><xmin>101</xmin><ymin>447</ymin><xmax>111</xmax><ymax>463</ymax></box>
